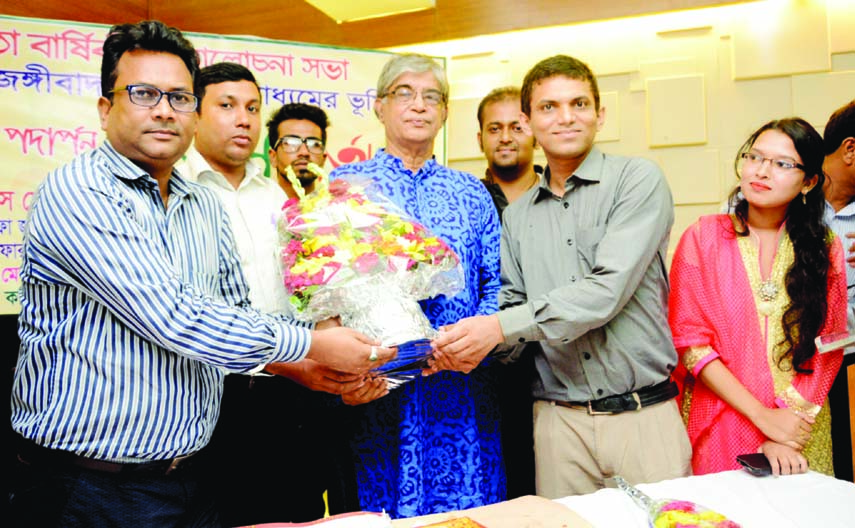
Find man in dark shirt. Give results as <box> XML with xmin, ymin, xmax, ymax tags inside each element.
<box><xmin>477</xmin><ymin>86</ymin><xmax>538</xmax><ymax>499</ymax></box>
<box><xmin>477</xmin><ymin>86</ymin><xmax>540</xmax><ymax>219</ymax></box>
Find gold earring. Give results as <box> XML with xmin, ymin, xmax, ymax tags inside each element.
<box><xmin>802</xmin><ymin>192</ymin><xmax>807</xmax><ymax>205</ymax></box>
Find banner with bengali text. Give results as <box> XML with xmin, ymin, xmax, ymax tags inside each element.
<box><xmin>0</xmin><ymin>15</ymin><xmax>446</xmax><ymax>315</ymax></box>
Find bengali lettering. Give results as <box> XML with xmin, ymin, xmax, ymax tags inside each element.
<box><xmin>26</xmin><ymin>29</ymin><xmax>103</xmax><ymax>62</ymax></box>
<box><xmin>301</xmin><ymin>57</ymin><xmax>349</xmax><ymax>81</ymax></box>
<box><xmin>0</xmin><ymin>218</ymin><xmax>27</xmax><ymax>235</ymax></box>
<box><xmin>249</xmin><ymin>53</ymin><xmax>294</xmax><ymax>76</ymax></box>
<box><xmin>20</xmin><ymin>63</ymin><xmax>51</xmax><ymax>92</ymax></box>
<box><xmin>0</xmin><ymin>29</ymin><xmax>20</xmax><ymax>56</ymax></box>
<box><xmin>197</xmin><ymin>47</ymin><xmax>294</xmax><ymax>77</ymax></box>
<box><xmin>4</xmin><ymin>126</ymin><xmax>98</xmax><ymax>157</ymax></box>
<box><xmin>0</xmin><ymin>64</ymin><xmax>100</xmax><ymax>96</ymax></box>
<box><xmin>346</xmin><ymin>89</ymin><xmax>378</xmax><ymax>117</ymax></box>
<box><xmin>0</xmin><ymin>243</ymin><xmax>23</xmax><ymax>259</ymax></box>
<box><xmin>21</xmin><ymin>192</ymin><xmax>34</xmax><ymax>212</ymax></box>
<box><xmin>52</xmin><ymin>70</ymin><xmax>101</xmax><ymax>96</ymax></box>
<box><xmin>1</xmin><ymin>267</ymin><xmax>19</xmax><ymax>283</ymax></box>
<box><xmin>0</xmin><ymin>191</ymin><xmax>14</xmax><ymax>212</ymax></box>
<box><xmin>259</xmin><ymin>86</ymin><xmax>338</xmax><ymax>110</ymax></box>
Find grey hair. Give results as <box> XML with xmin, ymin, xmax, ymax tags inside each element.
<box><xmin>376</xmin><ymin>53</ymin><xmax>449</xmax><ymax>100</ymax></box>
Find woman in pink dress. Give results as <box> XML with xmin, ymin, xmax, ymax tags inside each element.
<box><xmin>669</xmin><ymin>118</ymin><xmax>847</xmax><ymax>476</ymax></box>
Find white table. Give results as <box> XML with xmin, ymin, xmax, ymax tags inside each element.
<box><xmin>556</xmin><ymin>470</ymin><xmax>855</xmax><ymax>527</ymax></box>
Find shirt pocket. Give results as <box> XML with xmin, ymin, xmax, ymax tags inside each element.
<box><xmin>575</xmin><ymin>224</ymin><xmax>606</xmax><ymax>271</ymax></box>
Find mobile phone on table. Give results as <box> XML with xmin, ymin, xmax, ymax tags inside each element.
<box><xmin>736</xmin><ymin>453</ymin><xmax>772</xmax><ymax>476</ymax></box>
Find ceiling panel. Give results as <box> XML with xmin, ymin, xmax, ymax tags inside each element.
<box><xmin>4</xmin><ymin>0</ymin><xmax>751</xmax><ymax>49</ymax></box>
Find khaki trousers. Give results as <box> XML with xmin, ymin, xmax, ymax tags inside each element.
<box><xmin>533</xmin><ymin>398</ymin><xmax>692</xmax><ymax>498</ymax></box>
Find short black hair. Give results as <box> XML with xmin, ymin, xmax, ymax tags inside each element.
<box><xmin>824</xmin><ymin>100</ymin><xmax>855</xmax><ymax>156</ymax></box>
<box><xmin>196</xmin><ymin>62</ymin><xmax>260</xmax><ymax>111</ymax></box>
<box><xmin>477</xmin><ymin>86</ymin><xmax>521</xmax><ymax>129</ymax></box>
<box><xmin>101</xmin><ymin>20</ymin><xmax>199</xmax><ymax>99</ymax></box>
<box><xmin>266</xmin><ymin>103</ymin><xmax>330</xmax><ymax>147</ymax></box>
<box><xmin>520</xmin><ymin>55</ymin><xmax>599</xmax><ymax>116</ymax></box>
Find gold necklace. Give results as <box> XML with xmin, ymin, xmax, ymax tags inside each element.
<box><xmin>755</xmin><ymin>247</ymin><xmax>788</xmax><ymax>317</ymax></box>
<box><xmin>745</xmin><ymin>223</ymin><xmax>788</xmax><ymax>317</ymax></box>
<box><xmin>756</xmin><ymin>279</ymin><xmax>780</xmax><ymax>316</ymax></box>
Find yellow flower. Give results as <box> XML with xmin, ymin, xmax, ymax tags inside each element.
<box><xmin>305</xmin><ymin>235</ymin><xmax>339</xmax><ymax>253</ymax></box>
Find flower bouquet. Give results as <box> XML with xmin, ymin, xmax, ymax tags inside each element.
<box><xmin>278</xmin><ymin>163</ymin><xmax>464</xmax><ymax>387</ymax></box>
<box><xmin>614</xmin><ymin>476</ymin><xmax>741</xmax><ymax>528</ymax></box>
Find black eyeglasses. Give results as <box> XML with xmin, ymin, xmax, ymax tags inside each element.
<box><xmin>740</xmin><ymin>151</ymin><xmax>804</xmax><ymax>172</ymax></box>
<box><xmin>111</xmin><ymin>84</ymin><xmax>198</xmax><ymax>113</ymax></box>
<box><xmin>274</xmin><ymin>135</ymin><xmax>325</xmax><ymax>154</ymax></box>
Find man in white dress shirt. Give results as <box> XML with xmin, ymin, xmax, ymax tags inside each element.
<box><xmin>177</xmin><ymin>62</ymin><xmax>367</xmax><ymax>525</ymax></box>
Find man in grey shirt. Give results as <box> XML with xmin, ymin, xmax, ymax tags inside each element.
<box><xmin>432</xmin><ymin>55</ymin><xmax>691</xmax><ymax>497</ymax></box>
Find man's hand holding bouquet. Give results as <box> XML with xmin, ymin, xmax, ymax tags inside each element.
<box><xmin>277</xmin><ymin>163</ymin><xmax>464</xmax><ymax>388</ymax></box>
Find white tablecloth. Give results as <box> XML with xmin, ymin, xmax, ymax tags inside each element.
<box><xmin>556</xmin><ymin>470</ymin><xmax>855</xmax><ymax>527</ymax></box>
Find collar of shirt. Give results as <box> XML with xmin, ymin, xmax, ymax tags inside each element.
<box><xmin>100</xmin><ymin>140</ymin><xmax>196</xmax><ymax>201</ymax></box>
<box><xmin>483</xmin><ymin>164</ymin><xmax>544</xmax><ymax>184</ymax></box>
<box><xmin>375</xmin><ymin>148</ymin><xmax>439</xmax><ymax>179</ymax></box>
<box><xmin>825</xmin><ymin>199</ymin><xmax>855</xmax><ymax>219</ymax></box>
<box><xmin>178</xmin><ymin>146</ymin><xmax>265</xmax><ymax>192</ymax></box>
<box><xmin>535</xmin><ymin>147</ymin><xmax>604</xmax><ymax>203</ymax></box>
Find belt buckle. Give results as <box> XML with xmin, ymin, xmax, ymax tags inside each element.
<box><xmin>165</xmin><ymin>454</ymin><xmax>191</xmax><ymax>475</ymax></box>
<box><xmin>630</xmin><ymin>392</ymin><xmax>642</xmax><ymax>411</ymax></box>
<box><xmin>586</xmin><ymin>400</ymin><xmax>614</xmax><ymax>416</ymax></box>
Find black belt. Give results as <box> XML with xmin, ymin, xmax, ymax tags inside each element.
<box><xmin>545</xmin><ymin>379</ymin><xmax>679</xmax><ymax>415</ymax></box>
<box><xmin>16</xmin><ymin>438</ymin><xmax>194</xmax><ymax>476</ymax></box>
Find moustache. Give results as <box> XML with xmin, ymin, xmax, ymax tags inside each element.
<box><xmin>144</xmin><ymin>125</ymin><xmax>180</xmax><ymax>134</ymax></box>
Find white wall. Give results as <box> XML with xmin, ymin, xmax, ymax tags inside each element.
<box><xmin>391</xmin><ymin>0</ymin><xmax>855</xmax><ymax>258</ymax></box>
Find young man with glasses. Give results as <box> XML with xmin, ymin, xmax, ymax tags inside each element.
<box><xmin>267</xmin><ymin>102</ymin><xmax>330</xmax><ymax>199</ymax></box>
<box><xmin>9</xmin><ymin>22</ymin><xmax>391</xmax><ymax>527</ymax></box>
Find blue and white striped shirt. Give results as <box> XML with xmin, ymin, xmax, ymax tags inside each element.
<box><xmin>11</xmin><ymin>141</ymin><xmax>311</xmax><ymax>462</ymax></box>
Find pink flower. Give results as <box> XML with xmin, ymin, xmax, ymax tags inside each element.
<box><xmin>286</xmin><ymin>239</ymin><xmax>305</xmax><ymax>255</ymax></box>
<box><xmin>281</xmin><ymin>249</ymin><xmax>297</xmax><ymax>268</ymax></box>
<box><xmin>310</xmin><ymin>245</ymin><xmax>335</xmax><ymax>258</ymax></box>
<box><xmin>661</xmin><ymin>501</ymin><xmax>697</xmax><ymax>513</ymax></box>
<box><xmin>286</xmin><ymin>272</ymin><xmax>311</xmax><ymax>289</ymax></box>
<box><xmin>309</xmin><ymin>270</ymin><xmax>327</xmax><ymax>286</ymax></box>
<box><xmin>307</xmin><ymin>262</ymin><xmax>341</xmax><ymax>286</ymax></box>
<box><xmin>328</xmin><ymin>179</ymin><xmax>350</xmax><ymax>196</ymax></box>
<box><xmin>314</xmin><ymin>226</ymin><xmax>338</xmax><ymax>236</ymax></box>
<box><xmin>324</xmin><ymin>261</ymin><xmax>342</xmax><ymax>278</ymax></box>
<box><xmin>354</xmin><ymin>252</ymin><xmax>379</xmax><ymax>273</ymax></box>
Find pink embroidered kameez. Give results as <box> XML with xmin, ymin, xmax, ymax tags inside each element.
<box><xmin>669</xmin><ymin>214</ymin><xmax>846</xmax><ymax>475</ymax></box>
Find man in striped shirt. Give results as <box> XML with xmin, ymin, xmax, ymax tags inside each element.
<box><xmin>8</xmin><ymin>20</ymin><xmax>392</xmax><ymax>527</ymax></box>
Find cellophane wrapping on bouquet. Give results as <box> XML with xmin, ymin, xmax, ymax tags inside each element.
<box><xmin>277</xmin><ymin>166</ymin><xmax>464</xmax><ymax>388</ymax></box>
<box><xmin>614</xmin><ymin>476</ymin><xmax>741</xmax><ymax>528</ymax></box>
